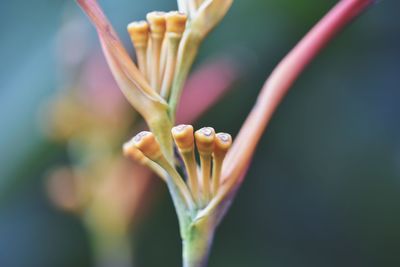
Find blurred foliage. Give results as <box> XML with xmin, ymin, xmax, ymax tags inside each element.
<box><xmin>0</xmin><ymin>0</ymin><xmax>400</xmax><ymax>267</ymax></box>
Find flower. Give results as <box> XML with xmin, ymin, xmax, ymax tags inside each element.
<box><xmin>76</xmin><ymin>0</ymin><xmax>375</xmax><ymax>267</ymax></box>
<box><xmin>46</xmin><ymin>9</ymin><xmax>237</xmax><ymax>267</ymax></box>
<box><xmin>46</xmin><ymin>57</ymin><xmax>237</xmax><ymax>267</ymax></box>
<box><xmin>76</xmin><ymin>0</ymin><xmax>233</xmax><ymax>160</ymax></box>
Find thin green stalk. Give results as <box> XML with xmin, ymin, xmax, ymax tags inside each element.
<box><xmin>147</xmin><ymin>111</ymin><xmax>174</xmax><ymax>163</ymax></box>
<box><xmin>168</xmin><ymin>31</ymin><xmax>202</xmax><ymax>123</ymax></box>
<box><xmin>182</xmin><ymin>217</ymin><xmax>215</xmax><ymax>267</ymax></box>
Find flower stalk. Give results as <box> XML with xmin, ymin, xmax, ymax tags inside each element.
<box><xmin>182</xmin><ymin>217</ymin><xmax>215</xmax><ymax>267</ymax></box>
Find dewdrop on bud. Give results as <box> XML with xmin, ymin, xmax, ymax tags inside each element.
<box><xmin>172</xmin><ymin>124</ymin><xmax>194</xmax><ymax>152</ymax></box>
<box><xmin>214</xmin><ymin>133</ymin><xmax>232</xmax><ymax>158</ymax></box>
<box><xmin>147</xmin><ymin>11</ymin><xmax>166</xmax><ymax>36</ymax></box>
<box><xmin>127</xmin><ymin>21</ymin><xmax>149</xmax><ymax>47</ymax></box>
<box><xmin>195</xmin><ymin>127</ymin><xmax>215</xmax><ymax>155</ymax></box>
<box><xmin>131</xmin><ymin>131</ymin><xmax>162</xmax><ymax>161</ymax></box>
<box><xmin>166</xmin><ymin>11</ymin><xmax>187</xmax><ymax>35</ymax></box>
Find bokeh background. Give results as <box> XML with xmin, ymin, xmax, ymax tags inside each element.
<box><xmin>1</xmin><ymin>0</ymin><xmax>400</xmax><ymax>266</ymax></box>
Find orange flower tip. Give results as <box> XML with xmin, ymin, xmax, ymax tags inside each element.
<box><xmin>123</xmin><ymin>140</ymin><xmax>148</xmax><ymax>163</ymax></box>
<box><xmin>127</xmin><ymin>21</ymin><xmax>150</xmax><ymax>46</ymax></box>
<box><xmin>172</xmin><ymin>124</ymin><xmax>194</xmax><ymax>152</ymax></box>
<box><xmin>132</xmin><ymin>131</ymin><xmax>162</xmax><ymax>161</ymax></box>
<box><xmin>146</xmin><ymin>11</ymin><xmax>167</xmax><ymax>35</ymax></box>
<box><xmin>214</xmin><ymin>133</ymin><xmax>232</xmax><ymax>158</ymax></box>
<box><xmin>195</xmin><ymin>127</ymin><xmax>216</xmax><ymax>155</ymax></box>
<box><xmin>166</xmin><ymin>11</ymin><xmax>187</xmax><ymax>35</ymax></box>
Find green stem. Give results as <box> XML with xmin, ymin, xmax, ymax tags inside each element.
<box><xmin>148</xmin><ymin>111</ymin><xmax>174</xmax><ymax>163</ymax></box>
<box><xmin>182</xmin><ymin>217</ymin><xmax>215</xmax><ymax>267</ymax></box>
<box><xmin>169</xmin><ymin>31</ymin><xmax>201</xmax><ymax>123</ymax></box>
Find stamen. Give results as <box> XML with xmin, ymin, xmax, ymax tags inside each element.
<box><xmin>123</xmin><ymin>138</ymin><xmax>167</xmax><ymax>181</ymax></box>
<box><xmin>212</xmin><ymin>133</ymin><xmax>232</xmax><ymax>195</ymax></box>
<box><xmin>172</xmin><ymin>124</ymin><xmax>199</xmax><ymax>204</ymax></box>
<box><xmin>147</xmin><ymin>12</ymin><xmax>166</xmax><ymax>92</ymax></box>
<box><xmin>127</xmin><ymin>21</ymin><xmax>150</xmax><ymax>79</ymax></box>
<box><xmin>160</xmin><ymin>12</ymin><xmax>187</xmax><ymax>99</ymax></box>
<box><xmin>195</xmin><ymin>127</ymin><xmax>215</xmax><ymax>203</ymax></box>
<box><xmin>132</xmin><ymin>131</ymin><xmax>195</xmax><ymax>210</ymax></box>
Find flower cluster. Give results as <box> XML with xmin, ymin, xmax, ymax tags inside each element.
<box><xmin>76</xmin><ymin>0</ymin><xmax>375</xmax><ymax>266</ymax></box>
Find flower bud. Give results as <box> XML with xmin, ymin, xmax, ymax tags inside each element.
<box><xmin>123</xmin><ymin>139</ymin><xmax>147</xmax><ymax>164</ymax></box>
<box><xmin>131</xmin><ymin>131</ymin><xmax>162</xmax><ymax>161</ymax></box>
<box><xmin>127</xmin><ymin>21</ymin><xmax>149</xmax><ymax>48</ymax></box>
<box><xmin>166</xmin><ymin>11</ymin><xmax>187</xmax><ymax>35</ymax></box>
<box><xmin>147</xmin><ymin>11</ymin><xmax>166</xmax><ymax>37</ymax></box>
<box><xmin>214</xmin><ymin>133</ymin><xmax>232</xmax><ymax>158</ymax></box>
<box><xmin>195</xmin><ymin>127</ymin><xmax>215</xmax><ymax>155</ymax></box>
<box><xmin>172</xmin><ymin>124</ymin><xmax>194</xmax><ymax>152</ymax></box>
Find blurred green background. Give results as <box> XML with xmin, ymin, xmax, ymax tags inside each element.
<box><xmin>1</xmin><ymin>0</ymin><xmax>400</xmax><ymax>266</ymax></box>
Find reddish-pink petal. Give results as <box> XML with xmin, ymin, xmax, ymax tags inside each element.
<box><xmin>219</xmin><ymin>0</ymin><xmax>375</xmax><ymax>198</ymax></box>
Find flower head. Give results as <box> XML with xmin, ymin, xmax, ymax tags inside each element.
<box><xmin>76</xmin><ymin>0</ymin><xmax>375</xmax><ymax>266</ymax></box>
<box><xmin>77</xmin><ymin>0</ymin><xmax>233</xmax><ymax>161</ymax></box>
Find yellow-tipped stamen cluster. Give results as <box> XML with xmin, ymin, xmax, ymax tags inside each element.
<box><xmin>127</xmin><ymin>125</ymin><xmax>232</xmax><ymax>210</ymax></box>
<box><xmin>127</xmin><ymin>11</ymin><xmax>187</xmax><ymax>101</ymax></box>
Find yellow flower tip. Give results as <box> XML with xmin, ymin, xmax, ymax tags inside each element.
<box><xmin>214</xmin><ymin>133</ymin><xmax>232</xmax><ymax>158</ymax></box>
<box><xmin>166</xmin><ymin>11</ymin><xmax>187</xmax><ymax>35</ymax></box>
<box><xmin>147</xmin><ymin>11</ymin><xmax>167</xmax><ymax>35</ymax></box>
<box><xmin>172</xmin><ymin>124</ymin><xmax>194</xmax><ymax>152</ymax></box>
<box><xmin>132</xmin><ymin>131</ymin><xmax>162</xmax><ymax>161</ymax></box>
<box><xmin>195</xmin><ymin>127</ymin><xmax>215</xmax><ymax>155</ymax></box>
<box><xmin>127</xmin><ymin>21</ymin><xmax>149</xmax><ymax>47</ymax></box>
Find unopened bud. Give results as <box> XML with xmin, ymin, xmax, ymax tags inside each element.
<box><xmin>147</xmin><ymin>12</ymin><xmax>166</xmax><ymax>36</ymax></box>
<box><xmin>166</xmin><ymin>11</ymin><xmax>187</xmax><ymax>35</ymax></box>
<box><xmin>195</xmin><ymin>127</ymin><xmax>215</xmax><ymax>155</ymax></box>
<box><xmin>214</xmin><ymin>133</ymin><xmax>232</xmax><ymax>158</ymax></box>
<box><xmin>131</xmin><ymin>131</ymin><xmax>162</xmax><ymax>161</ymax></box>
<box><xmin>127</xmin><ymin>21</ymin><xmax>149</xmax><ymax>47</ymax></box>
<box><xmin>172</xmin><ymin>124</ymin><xmax>194</xmax><ymax>152</ymax></box>
<box><xmin>123</xmin><ymin>139</ymin><xmax>147</xmax><ymax>164</ymax></box>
